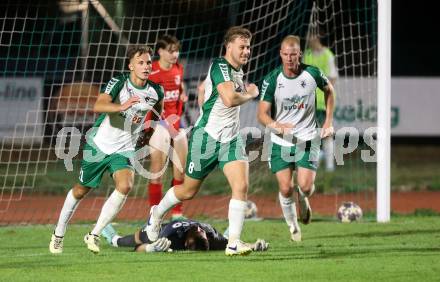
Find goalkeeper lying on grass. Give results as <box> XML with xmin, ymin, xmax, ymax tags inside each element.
<box><xmin>102</xmin><ymin>219</ymin><xmax>269</xmax><ymax>253</ymax></box>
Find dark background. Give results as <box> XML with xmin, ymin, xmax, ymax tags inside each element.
<box><xmin>392</xmin><ymin>3</ymin><xmax>439</xmax><ymax>76</ymax></box>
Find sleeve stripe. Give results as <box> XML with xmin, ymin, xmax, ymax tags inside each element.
<box><xmin>104</xmin><ymin>78</ymin><xmax>120</xmax><ymax>94</ymax></box>
<box><xmin>260</xmin><ymin>80</ymin><xmax>269</xmax><ymax>100</ymax></box>
<box><xmin>219</xmin><ymin>63</ymin><xmax>231</xmax><ymax>81</ymax></box>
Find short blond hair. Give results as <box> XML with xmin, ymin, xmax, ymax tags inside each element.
<box><xmin>224</xmin><ymin>26</ymin><xmax>252</xmax><ymax>47</ymax></box>
<box><xmin>281</xmin><ymin>35</ymin><xmax>301</xmax><ymax>47</ymax></box>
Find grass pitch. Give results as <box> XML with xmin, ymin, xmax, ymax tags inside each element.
<box><xmin>1</xmin><ymin>216</ymin><xmax>439</xmax><ymax>281</ymax></box>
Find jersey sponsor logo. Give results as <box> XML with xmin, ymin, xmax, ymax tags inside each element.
<box><xmin>219</xmin><ymin>63</ymin><xmax>230</xmax><ymax>81</ymax></box>
<box><xmin>105</xmin><ymin>77</ymin><xmax>119</xmax><ymax>94</ymax></box>
<box><xmin>164</xmin><ymin>89</ymin><xmax>180</xmax><ymax>101</ymax></box>
<box><xmin>283</xmin><ymin>95</ymin><xmax>306</xmax><ymax>110</ymax></box>
<box><xmin>278</xmin><ymin>83</ymin><xmax>285</xmax><ymax>89</ymax></box>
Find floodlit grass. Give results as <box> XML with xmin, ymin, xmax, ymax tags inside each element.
<box><xmin>0</xmin><ymin>216</ymin><xmax>439</xmax><ymax>281</ymax></box>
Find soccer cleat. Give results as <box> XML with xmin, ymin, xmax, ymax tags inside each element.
<box><xmin>298</xmin><ymin>191</ymin><xmax>312</xmax><ymax>225</ymax></box>
<box><xmin>84</xmin><ymin>233</ymin><xmax>100</xmax><ymax>254</ymax></box>
<box><xmin>145</xmin><ymin>205</ymin><xmax>162</xmax><ymax>242</ymax></box>
<box><xmin>49</xmin><ymin>233</ymin><xmax>64</xmax><ymax>254</ymax></box>
<box><xmin>101</xmin><ymin>223</ymin><xmax>117</xmax><ymax>245</ymax></box>
<box><xmin>290</xmin><ymin>225</ymin><xmax>302</xmax><ymax>242</ymax></box>
<box><xmin>225</xmin><ymin>239</ymin><xmax>252</xmax><ymax>256</ymax></box>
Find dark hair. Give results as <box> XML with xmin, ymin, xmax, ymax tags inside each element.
<box><xmin>223</xmin><ymin>26</ymin><xmax>252</xmax><ymax>47</ymax></box>
<box><xmin>156</xmin><ymin>34</ymin><xmax>180</xmax><ymax>53</ymax></box>
<box><xmin>185</xmin><ymin>225</ymin><xmax>209</xmax><ymax>251</ymax></box>
<box><xmin>126</xmin><ymin>45</ymin><xmax>153</xmax><ymax>62</ymax></box>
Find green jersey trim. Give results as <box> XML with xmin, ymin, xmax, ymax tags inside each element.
<box><xmin>128</xmin><ymin>75</ymin><xmax>149</xmax><ymax>90</ymax></box>
<box><xmin>260</xmin><ymin>66</ymin><xmax>282</xmax><ymax>103</ymax></box>
<box><xmin>303</xmin><ymin>64</ymin><xmax>329</xmax><ymax>90</ymax></box>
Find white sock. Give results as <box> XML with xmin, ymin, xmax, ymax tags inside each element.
<box><xmin>91</xmin><ymin>190</ymin><xmax>127</xmax><ymax>236</ymax></box>
<box><xmin>278</xmin><ymin>192</ymin><xmax>298</xmax><ymax>228</ymax></box>
<box><xmin>323</xmin><ymin>137</ymin><xmax>335</xmax><ymax>171</ymax></box>
<box><xmin>54</xmin><ymin>189</ymin><xmax>81</xmax><ymax>237</ymax></box>
<box><xmin>112</xmin><ymin>235</ymin><xmax>122</xmax><ymax>247</ymax></box>
<box><xmin>227</xmin><ymin>199</ymin><xmax>247</xmax><ymax>243</ymax></box>
<box><xmin>156</xmin><ymin>187</ymin><xmax>181</xmax><ymax>218</ymax></box>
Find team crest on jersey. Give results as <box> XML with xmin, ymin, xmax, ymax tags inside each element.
<box><xmin>232</xmin><ymin>70</ymin><xmax>244</xmax><ymax>93</ymax></box>
<box><xmin>174</xmin><ymin>75</ymin><xmax>181</xmax><ymax>86</ymax></box>
<box><xmin>283</xmin><ymin>95</ymin><xmax>306</xmax><ymax>110</ymax></box>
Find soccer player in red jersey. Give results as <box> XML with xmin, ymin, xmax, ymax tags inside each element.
<box><xmin>147</xmin><ymin>35</ymin><xmax>188</xmax><ymax>219</ymax></box>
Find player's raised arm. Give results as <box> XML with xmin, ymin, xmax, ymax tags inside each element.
<box><xmin>217</xmin><ymin>81</ymin><xmax>258</xmax><ymax>107</ymax></box>
<box><xmin>93</xmin><ymin>92</ymin><xmax>140</xmax><ymax>113</ymax></box>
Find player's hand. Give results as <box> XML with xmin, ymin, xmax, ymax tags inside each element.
<box><xmin>252</xmin><ymin>239</ymin><xmax>269</xmax><ymax>251</ymax></box>
<box><xmin>120</xmin><ymin>96</ymin><xmax>140</xmax><ymax>111</ymax></box>
<box><xmin>270</xmin><ymin>122</ymin><xmax>295</xmax><ymax>135</ymax></box>
<box><xmin>246</xmin><ymin>83</ymin><xmax>259</xmax><ymax>98</ymax></box>
<box><xmin>145</xmin><ymin>237</ymin><xmax>172</xmax><ymax>253</ymax></box>
<box><xmin>321</xmin><ymin>121</ymin><xmax>334</xmax><ymax>138</ymax></box>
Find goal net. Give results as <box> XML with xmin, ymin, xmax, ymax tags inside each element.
<box><xmin>0</xmin><ymin>0</ymin><xmax>377</xmax><ymax>224</ymax></box>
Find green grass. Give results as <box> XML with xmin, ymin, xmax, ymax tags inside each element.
<box><xmin>1</xmin><ymin>216</ymin><xmax>440</xmax><ymax>281</ymax></box>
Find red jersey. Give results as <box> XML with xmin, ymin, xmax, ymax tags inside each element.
<box><xmin>148</xmin><ymin>60</ymin><xmax>184</xmax><ymax>118</ymax></box>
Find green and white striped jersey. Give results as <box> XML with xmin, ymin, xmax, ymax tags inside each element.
<box><xmin>92</xmin><ymin>73</ymin><xmax>164</xmax><ymax>155</ymax></box>
<box><xmin>195</xmin><ymin>57</ymin><xmax>246</xmax><ymax>142</ymax></box>
<box><xmin>260</xmin><ymin>64</ymin><xmax>329</xmax><ymax>146</ymax></box>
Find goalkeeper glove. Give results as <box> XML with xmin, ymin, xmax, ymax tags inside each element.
<box><xmin>145</xmin><ymin>237</ymin><xmax>172</xmax><ymax>253</ymax></box>
<box><xmin>252</xmin><ymin>239</ymin><xmax>269</xmax><ymax>251</ymax></box>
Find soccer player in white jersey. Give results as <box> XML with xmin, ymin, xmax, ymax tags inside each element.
<box><xmin>257</xmin><ymin>35</ymin><xmax>334</xmax><ymax>241</ymax></box>
<box><xmin>145</xmin><ymin>26</ymin><xmax>259</xmax><ymax>256</ymax></box>
<box><xmin>49</xmin><ymin>45</ymin><xmax>164</xmax><ymax>254</ymax></box>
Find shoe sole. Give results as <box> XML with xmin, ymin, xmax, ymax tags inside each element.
<box><xmin>146</xmin><ymin>206</ymin><xmax>161</xmax><ymax>241</ymax></box>
<box><xmin>49</xmin><ymin>248</ymin><xmax>63</xmax><ymax>254</ymax></box>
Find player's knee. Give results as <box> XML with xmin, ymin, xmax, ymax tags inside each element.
<box><xmin>116</xmin><ymin>183</ymin><xmax>132</xmax><ymax>195</ymax></box>
<box><xmin>72</xmin><ymin>184</ymin><xmax>90</xmax><ymax>199</ymax></box>
<box><xmin>150</xmin><ymin>178</ymin><xmax>162</xmax><ymax>184</ymax></box>
<box><xmin>279</xmin><ymin>185</ymin><xmax>293</xmax><ymax>198</ymax></box>
<box><xmin>297</xmin><ymin>179</ymin><xmax>314</xmax><ymax>194</ymax></box>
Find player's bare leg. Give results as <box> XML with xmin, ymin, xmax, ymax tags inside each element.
<box><xmin>147</xmin><ymin>125</ymin><xmax>171</xmax><ymax>207</ymax></box>
<box><xmin>50</xmin><ymin>184</ymin><xmax>91</xmax><ymax>254</ymax></box>
<box><xmin>170</xmin><ymin>129</ymin><xmax>188</xmax><ymax>219</ymax></box>
<box><xmin>275</xmin><ymin>168</ymin><xmax>301</xmax><ymax>242</ymax></box>
<box><xmin>146</xmin><ymin>175</ymin><xmax>203</xmax><ymax>241</ymax></box>
<box><xmin>84</xmin><ymin>169</ymin><xmax>133</xmax><ymax>253</ymax></box>
<box><xmin>296</xmin><ymin>167</ymin><xmax>316</xmax><ymax>225</ymax></box>
<box><xmin>223</xmin><ymin>160</ymin><xmax>252</xmax><ymax>256</ymax></box>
